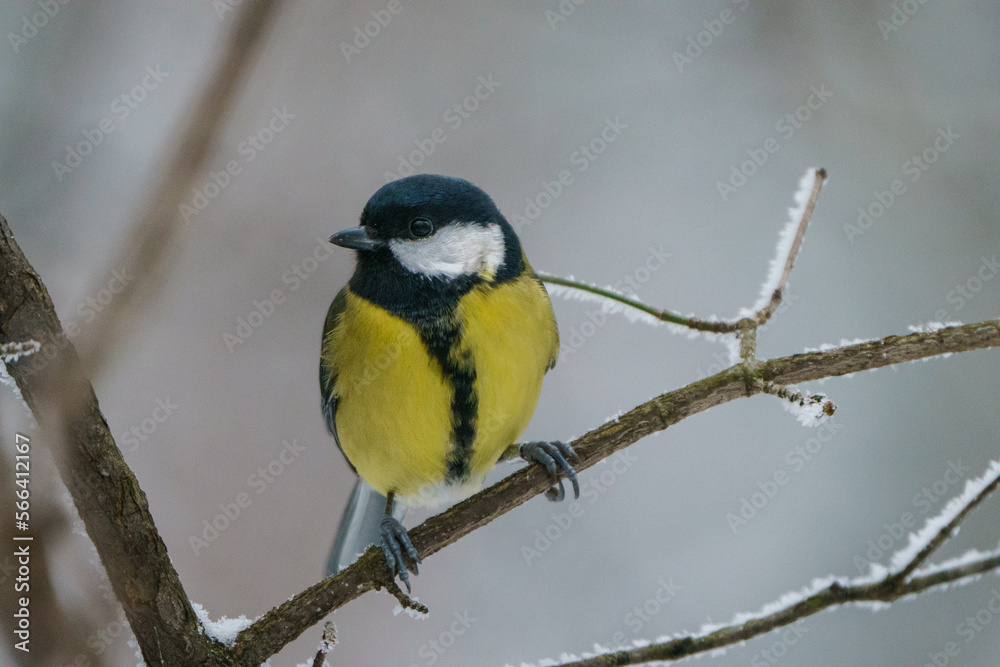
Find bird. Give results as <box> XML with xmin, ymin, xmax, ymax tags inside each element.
<box><xmin>320</xmin><ymin>174</ymin><xmax>579</xmax><ymax>591</ymax></box>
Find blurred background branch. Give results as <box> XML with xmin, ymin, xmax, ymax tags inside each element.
<box><xmin>75</xmin><ymin>0</ymin><xmax>281</xmax><ymax>381</ymax></box>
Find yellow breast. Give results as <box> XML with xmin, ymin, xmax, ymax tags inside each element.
<box><xmin>456</xmin><ymin>275</ymin><xmax>558</xmax><ymax>477</ymax></box>
<box><xmin>323</xmin><ymin>273</ymin><xmax>557</xmax><ymax>506</ymax></box>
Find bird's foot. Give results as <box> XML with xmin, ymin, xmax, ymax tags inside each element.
<box><xmin>520</xmin><ymin>441</ymin><xmax>580</xmax><ymax>502</ymax></box>
<box><xmin>379</xmin><ymin>515</ymin><xmax>420</xmax><ymax>593</ymax></box>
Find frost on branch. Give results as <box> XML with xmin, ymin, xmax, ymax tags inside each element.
<box><xmin>742</xmin><ymin>167</ymin><xmax>825</xmax><ymax>318</ymax></box>
<box><xmin>1</xmin><ymin>339</ymin><xmax>40</xmax><ymax>362</ymax></box>
<box><xmin>191</xmin><ymin>601</ymin><xmax>255</xmax><ymax>646</ymax></box>
<box><xmin>779</xmin><ymin>389</ymin><xmax>835</xmax><ymax>426</ymax></box>
<box><xmin>1</xmin><ymin>339</ymin><xmax>41</xmax><ymax>419</ymax></box>
<box><xmin>889</xmin><ymin>460</ymin><xmax>1000</xmax><ymax>572</ymax></box>
<box><xmin>544</xmin><ymin>277</ymin><xmax>671</xmax><ymax>328</ymax></box>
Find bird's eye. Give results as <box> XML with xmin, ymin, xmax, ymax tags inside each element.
<box><xmin>409</xmin><ymin>218</ymin><xmax>433</xmax><ymax>238</ymax></box>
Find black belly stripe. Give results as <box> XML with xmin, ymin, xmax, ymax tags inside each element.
<box><xmin>416</xmin><ymin>315</ymin><xmax>477</xmax><ymax>483</ymax></box>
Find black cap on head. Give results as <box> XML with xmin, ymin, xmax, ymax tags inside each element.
<box><xmin>360</xmin><ymin>174</ymin><xmax>505</xmax><ymax>241</ymax></box>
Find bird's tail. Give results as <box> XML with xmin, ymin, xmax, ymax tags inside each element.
<box><xmin>326</xmin><ymin>478</ymin><xmax>406</xmax><ymax>576</ymax></box>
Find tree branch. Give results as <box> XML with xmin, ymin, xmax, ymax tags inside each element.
<box><xmin>888</xmin><ymin>462</ymin><xmax>1000</xmax><ymax>586</ymax></box>
<box><xmin>556</xmin><ymin>551</ymin><xmax>1000</xmax><ymax>667</ymax></box>
<box><xmin>554</xmin><ymin>459</ymin><xmax>1000</xmax><ymax>667</ymax></box>
<box><xmin>74</xmin><ymin>1</ymin><xmax>281</xmax><ymax>382</ymax></box>
<box><xmin>230</xmin><ymin>319</ymin><xmax>1000</xmax><ymax>662</ymax></box>
<box><xmin>2</xmin><ymin>3</ymin><xmax>280</xmax><ymax>662</ymax></box>
<box><xmin>0</xmin><ymin>214</ymin><xmax>228</xmax><ymax>663</ymax></box>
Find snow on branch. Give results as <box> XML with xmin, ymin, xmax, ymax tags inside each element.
<box><xmin>1</xmin><ymin>339</ymin><xmax>40</xmax><ymax>362</ymax></box>
<box><xmin>538</xmin><ymin>169</ymin><xmax>833</xmax><ymax>426</ymax></box>
<box><xmin>191</xmin><ymin>601</ymin><xmax>256</xmax><ymax>647</ymax></box>
<box><xmin>741</xmin><ymin>167</ymin><xmax>826</xmax><ymax>319</ymax></box>
<box><xmin>888</xmin><ymin>460</ymin><xmax>1000</xmax><ymax>580</ymax></box>
<box><xmin>539</xmin><ymin>458</ymin><xmax>1000</xmax><ymax>667</ymax></box>
<box><xmin>1</xmin><ymin>339</ymin><xmax>41</xmax><ymax>419</ymax></box>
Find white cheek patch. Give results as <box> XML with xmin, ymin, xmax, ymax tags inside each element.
<box><xmin>389</xmin><ymin>222</ymin><xmax>505</xmax><ymax>279</ymax></box>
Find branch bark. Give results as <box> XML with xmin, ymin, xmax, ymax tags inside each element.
<box><xmin>1</xmin><ymin>3</ymin><xmax>279</xmax><ymax>662</ymax></box>
<box><xmin>0</xmin><ymin>215</ymin><xmax>229</xmax><ymax>664</ymax></box>
<box><xmin>553</xmin><ymin>460</ymin><xmax>1000</xmax><ymax>666</ymax></box>
<box><xmin>559</xmin><ymin>550</ymin><xmax>1000</xmax><ymax>667</ymax></box>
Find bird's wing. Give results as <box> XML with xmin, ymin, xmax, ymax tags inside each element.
<box><xmin>320</xmin><ymin>286</ymin><xmax>352</xmax><ymax>469</ymax></box>
<box><xmin>536</xmin><ymin>275</ymin><xmax>560</xmax><ymax>373</ymax></box>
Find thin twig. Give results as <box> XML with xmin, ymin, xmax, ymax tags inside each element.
<box><xmin>756</xmin><ymin>379</ymin><xmax>836</xmax><ymax>417</ymax></box>
<box><xmin>556</xmin><ymin>551</ymin><xmax>1000</xmax><ymax>667</ymax></box>
<box><xmin>310</xmin><ymin>622</ymin><xmax>336</xmax><ymax>667</ymax></box>
<box><xmin>751</xmin><ymin>167</ymin><xmax>827</xmax><ymax>325</ymax></box>
<box><xmin>537</xmin><ymin>274</ymin><xmax>735</xmax><ymax>332</ymax></box>
<box><xmin>738</xmin><ymin>318</ymin><xmax>757</xmax><ymax>361</ymax></box>
<box><xmin>537</xmin><ymin>168</ymin><xmax>827</xmax><ymax>334</ymax></box>
<box><xmin>890</xmin><ymin>463</ymin><xmax>1000</xmax><ymax>585</ymax></box>
<box><xmin>382</xmin><ymin>578</ymin><xmax>429</xmax><ymax>616</ymax></box>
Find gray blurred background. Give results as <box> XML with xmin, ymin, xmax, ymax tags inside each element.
<box><xmin>1</xmin><ymin>1</ymin><xmax>999</xmax><ymax>665</ymax></box>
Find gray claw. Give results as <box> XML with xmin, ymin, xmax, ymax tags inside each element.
<box><xmin>379</xmin><ymin>515</ymin><xmax>420</xmax><ymax>592</ymax></box>
<box><xmin>520</xmin><ymin>441</ymin><xmax>580</xmax><ymax>501</ymax></box>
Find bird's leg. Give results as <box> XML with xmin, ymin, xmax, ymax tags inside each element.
<box><xmin>379</xmin><ymin>491</ymin><xmax>420</xmax><ymax>592</ymax></box>
<box><xmin>516</xmin><ymin>441</ymin><xmax>580</xmax><ymax>502</ymax></box>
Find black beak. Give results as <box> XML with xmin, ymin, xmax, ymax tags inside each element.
<box><xmin>329</xmin><ymin>226</ymin><xmax>383</xmax><ymax>251</ymax></box>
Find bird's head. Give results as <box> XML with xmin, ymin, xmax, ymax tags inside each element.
<box><xmin>330</xmin><ymin>174</ymin><xmax>522</xmax><ymax>283</ymax></box>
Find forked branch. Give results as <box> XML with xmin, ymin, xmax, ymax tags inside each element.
<box><xmin>556</xmin><ymin>461</ymin><xmax>1000</xmax><ymax>667</ymax></box>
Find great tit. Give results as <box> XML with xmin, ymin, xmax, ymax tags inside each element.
<box><xmin>321</xmin><ymin>174</ymin><xmax>579</xmax><ymax>591</ymax></box>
